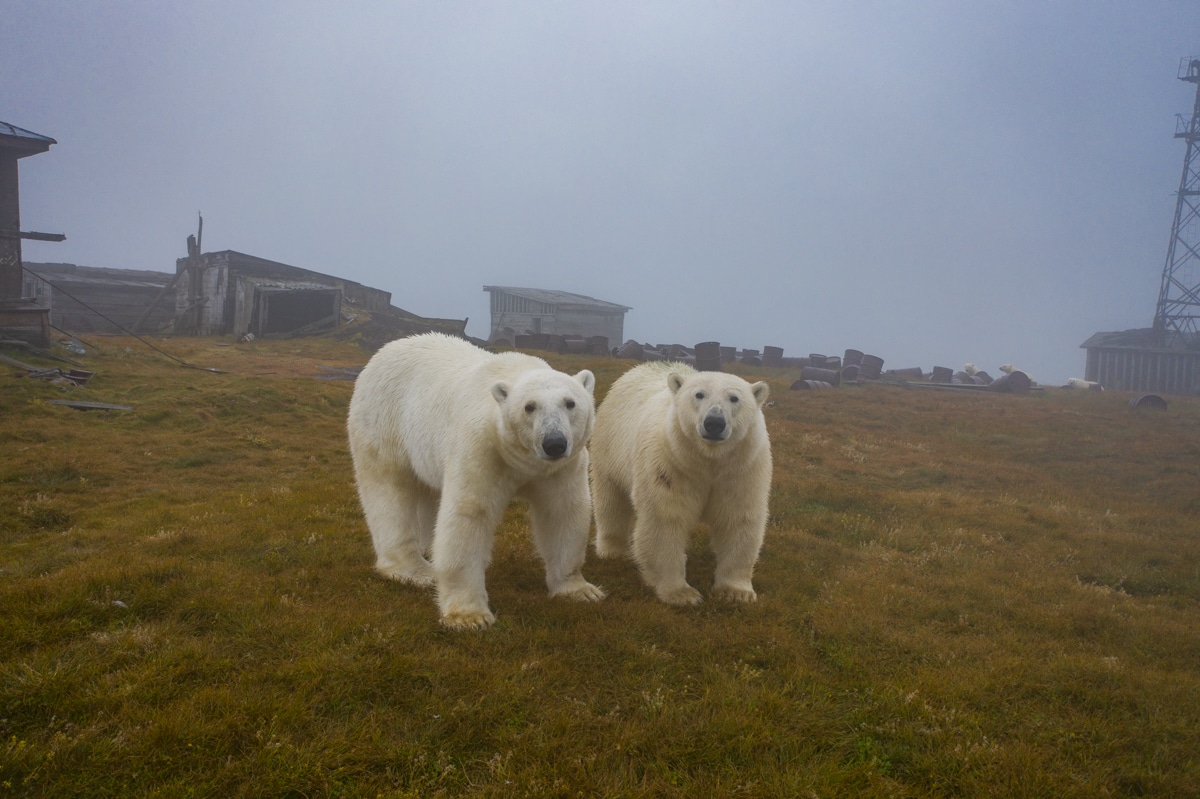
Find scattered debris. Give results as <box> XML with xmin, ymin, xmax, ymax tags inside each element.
<box><xmin>48</xmin><ymin>400</ymin><xmax>133</xmax><ymax>411</ymax></box>
<box><xmin>314</xmin><ymin>365</ymin><xmax>363</xmax><ymax>381</ymax></box>
<box><xmin>1</xmin><ymin>351</ymin><xmax>94</xmax><ymax>385</ymax></box>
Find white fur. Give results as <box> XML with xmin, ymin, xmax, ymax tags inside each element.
<box><xmin>590</xmin><ymin>361</ymin><xmax>772</xmax><ymax>605</ymax></box>
<box><xmin>347</xmin><ymin>333</ymin><xmax>603</xmax><ymax>629</ymax></box>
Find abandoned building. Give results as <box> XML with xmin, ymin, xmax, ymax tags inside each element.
<box><xmin>0</xmin><ymin>120</ymin><xmax>62</xmax><ymax>346</ymax></box>
<box><xmin>483</xmin><ymin>285</ymin><xmax>630</xmax><ymax>346</ymax></box>
<box><xmin>24</xmin><ymin>262</ymin><xmax>176</xmax><ymax>334</ymax></box>
<box><xmin>172</xmin><ymin>249</ymin><xmax>466</xmax><ymax>340</ymax></box>
<box><xmin>1079</xmin><ymin>329</ymin><xmax>1200</xmax><ymax>395</ymax></box>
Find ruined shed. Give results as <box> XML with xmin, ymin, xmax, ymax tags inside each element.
<box><xmin>483</xmin><ymin>285</ymin><xmax>630</xmax><ymax>346</ymax></box>
<box><xmin>175</xmin><ymin>250</ymin><xmax>392</xmax><ymax>338</ymax></box>
<box><xmin>23</xmin><ymin>262</ymin><xmax>177</xmax><ymax>334</ymax></box>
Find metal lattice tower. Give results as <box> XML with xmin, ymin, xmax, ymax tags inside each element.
<box><xmin>1154</xmin><ymin>57</ymin><xmax>1200</xmax><ymax>346</ymax></box>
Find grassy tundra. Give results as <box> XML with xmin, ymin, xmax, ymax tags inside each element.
<box><xmin>2</xmin><ymin>335</ymin><xmax>1199</xmax><ymax>798</ymax></box>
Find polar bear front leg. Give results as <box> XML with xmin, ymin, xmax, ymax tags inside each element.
<box><xmin>592</xmin><ymin>473</ymin><xmax>635</xmax><ymax>559</ymax></box>
<box><xmin>525</xmin><ymin>461</ymin><xmax>606</xmax><ymax>602</ymax></box>
<box><xmin>706</xmin><ymin>483</ymin><xmax>768</xmax><ymax>603</ymax></box>
<box><xmin>631</xmin><ymin>510</ymin><xmax>703</xmax><ymax>605</ymax></box>
<box><xmin>355</xmin><ymin>456</ymin><xmax>436</xmax><ymax>587</ymax></box>
<box><xmin>431</xmin><ymin>491</ymin><xmax>505</xmax><ymax>630</ymax></box>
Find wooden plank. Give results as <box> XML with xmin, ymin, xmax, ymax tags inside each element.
<box><xmin>48</xmin><ymin>400</ymin><xmax>133</xmax><ymax>411</ymax></box>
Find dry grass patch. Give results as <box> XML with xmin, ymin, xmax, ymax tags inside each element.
<box><xmin>2</xmin><ymin>336</ymin><xmax>1199</xmax><ymax>797</ymax></box>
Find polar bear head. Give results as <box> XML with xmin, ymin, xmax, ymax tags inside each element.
<box><xmin>668</xmin><ymin>370</ymin><xmax>769</xmax><ymax>448</ymax></box>
<box><xmin>492</xmin><ymin>368</ymin><xmax>596</xmax><ymax>461</ymax></box>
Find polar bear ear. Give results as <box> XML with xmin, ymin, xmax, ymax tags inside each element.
<box><xmin>751</xmin><ymin>381</ymin><xmax>770</xmax><ymax>407</ymax></box>
<box><xmin>668</xmin><ymin>373</ymin><xmax>686</xmax><ymax>394</ymax></box>
<box><xmin>491</xmin><ymin>381</ymin><xmax>510</xmax><ymax>404</ymax></box>
<box><xmin>575</xmin><ymin>369</ymin><xmax>595</xmax><ymax>395</ymax></box>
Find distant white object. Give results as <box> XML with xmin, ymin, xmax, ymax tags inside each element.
<box><xmin>1000</xmin><ymin>364</ymin><xmax>1037</xmax><ymax>385</ymax></box>
<box><xmin>1066</xmin><ymin>377</ymin><xmax>1103</xmax><ymax>391</ymax></box>
<box><xmin>964</xmin><ymin>363</ymin><xmax>979</xmax><ymax>375</ymax></box>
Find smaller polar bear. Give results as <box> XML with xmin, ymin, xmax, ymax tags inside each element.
<box><xmin>347</xmin><ymin>333</ymin><xmax>604</xmax><ymax>629</ymax></box>
<box><xmin>590</xmin><ymin>362</ymin><xmax>772</xmax><ymax>605</ymax></box>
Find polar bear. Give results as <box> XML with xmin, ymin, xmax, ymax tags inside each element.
<box><xmin>590</xmin><ymin>361</ymin><xmax>772</xmax><ymax>605</ymax></box>
<box><xmin>347</xmin><ymin>333</ymin><xmax>604</xmax><ymax>629</ymax></box>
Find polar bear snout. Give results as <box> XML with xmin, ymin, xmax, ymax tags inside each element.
<box><xmin>541</xmin><ymin>430</ymin><xmax>570</xmax><ymax>459</ymax></box>
<box><xmin>702</xmin><ymin>409</ymin><xmax>729</xmax><ymax>441</ymax></box>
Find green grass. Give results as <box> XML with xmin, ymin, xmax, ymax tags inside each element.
<box><xmin>2</xmin><ymin>335</ymin><xmax>1199</xmax><ymax>797</ymax></box>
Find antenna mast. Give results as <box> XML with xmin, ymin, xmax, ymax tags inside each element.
<box><xmin>1154</xmin><ymin>57</ymin><xmax>1200</xmax><ymax>346</ymax></box>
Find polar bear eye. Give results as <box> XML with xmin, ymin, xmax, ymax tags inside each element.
<box><xmin>695</xmin><ymin>391</ymin><xmax>705</xmax><ymax>400</ymax></box>
<box><xmin>524</xmin><ymin>402</ymin><xmax>537</xmax><ymax>414</ymax></box>
<box><xmin>730</xmin><ymin>395</ymin><xmax>740</xmax><ymax>404</ymax></box>
<box><xmin>565</xmin><ymin>399</ymin><xmax>576</xmax><ymax>410</ymax></box>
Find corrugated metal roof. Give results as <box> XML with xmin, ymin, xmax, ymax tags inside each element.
<box><xmin>483</xmin><ymin>285</ymin><xmax>631</xmax><ymax>311</ymax></box>
<box><xmin>0</xmin><ymin>121</ymin><xmax>57</xmax><ymax>155</ymax></box>
<box><xmin>1080</xmin><ymin>328</ymin><xmax>1200</xmax><ymax>351</ymax></box>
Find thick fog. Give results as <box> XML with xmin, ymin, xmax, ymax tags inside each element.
<box><xmin>4</xmin><ymin>2</ymin><xmax>1198</xmax><ymax>382</ymax></box>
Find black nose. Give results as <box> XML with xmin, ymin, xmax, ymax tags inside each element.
<box><xmin>703</xmin><ymin>413</ymin><xmax>726</xmax><ymax>437</ymax></box>
<box><xmin>542</xmin><ymin>431</ymin><xmax>568</xmax><ymax>459</ymax></box>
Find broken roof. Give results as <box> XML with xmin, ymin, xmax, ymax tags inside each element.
<box><xmin>483</xmin><ymin>285</ymin><xmax>631</xmax><ymax>312</ymax></box>
<box><xmin>0</xmin><ymin>121</ymin><xmax>56</xmax><ymax>157</ymax></box>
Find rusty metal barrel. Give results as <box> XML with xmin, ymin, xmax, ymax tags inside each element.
<box><xmin>720</xmin><ymin>346</ymin><xmax>737</xmax><ymax>363</ymax></box>
<box><xmin>989</xmin><ymin>370</ymin><xmax>1030</xmax><ymax>393</ymax></box>
<box><xmin>888</xmin><ymin>367</ymin><xmax>924</xmax><ymax>379</ymax></box>
<box><xmin>791</xmin><ymin>379</ymin><xmax>834</xmax><ymax>390</ymax></box>
<box><xmin>800</xmin><ymin>366</ymin><xmax>841</xmax><ymax>386</ymax></box>
<box><xmin>694</xmin><ymin>341</ymin><xmax>723</xmax><ymax>372</ymax></box>
<box><xmin>1129</xmin><ymin>393</ymin><xmax>1168</xmax><ymax>410</ymax></box>
<box><xmin>843</xmin><ymin>349</ymin><xmax>864</xmax><ymax>366</ymax></box>
<box><xmin>859</xmin><ymin>354</ymin><xmax>885</xmax><ymax>380</ymax></box>
<box><xmin>841</xmin><ymin>364</ymin><xmax>860</xmax><ymax>382</ymax></box>
<box><xmin>762</xmin><ymin>346</ymin><xmax>784</xmax><ymax>367</ymax></box>
<box><xmin>617</xmin><ymin>340</ymin><xmax>645</xmax><ymax>360</ymax></box>
<box><xmin>587</xmin><ymin>335</ymin><xmax>610</xmax><ymax>355</ymax></box>
<box><xmin>931</xmin><ymin>366</ymin><xmax>953</xmax><ymax>383</ymax></box>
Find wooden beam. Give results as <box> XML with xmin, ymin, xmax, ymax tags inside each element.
<box><xmin>0</xmin><ymin>229</ymin><xmax>66</xmax><ymax>242</ymax></box>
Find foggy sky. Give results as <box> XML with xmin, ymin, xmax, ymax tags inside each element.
<box><xmin>4</xmin><ymin>2</ymin><xmax>1198</xmax><ymax>382</ymax></box>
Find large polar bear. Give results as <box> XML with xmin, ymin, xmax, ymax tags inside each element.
<box><xmin>590</xmin><ymin>361</ymin><xmax>772</xmax><ymax>605</ymax></box>
<box><xmin>347</xmin><ymin>333</ymin><xmax>604</xmax><ymax>629</ymax></box>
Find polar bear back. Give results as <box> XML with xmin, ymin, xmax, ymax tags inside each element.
<box><xmin>348</xmin><ymin>333</ymin><xmax>554</xmax><ymax>489</ymax></box>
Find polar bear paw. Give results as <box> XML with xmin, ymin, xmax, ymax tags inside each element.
<box><xmin>656</xmin><ymin>584</ymin><xmax>704</xmax><ymax>606</ymax></box>
<box><xmin>712</xmin><ymin>584</ymin><xmax>758</xmax><ymax>603</ymax></box>
<box><xmin>440</xmin><ymin>606</ymin><xmax>496</xmax><ymax>630</ymax></box>
<box><xmin>551</xmin><ymin>578</ymin><xmax>607</xmax><ymax>602</ymax></box>
<box><xmin>377</xmin><ymin>561</ymin><xmax>435</xmax><ymax>587</ymax></box>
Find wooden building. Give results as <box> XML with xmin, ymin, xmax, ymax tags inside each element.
<box><xmin>172</xmin><ymin>249</ymin><xmax>467</xmax><ymax>341</ymax></box>
<box><xmin>174</xmin><ymin>250</ymin><xmax>394</xmax><ymax>338</ymax></box>
<box><xmin>0</xmin><ymin>121</ymin><xmax>60</xmax><ymax>346</ymax></box>
<box><xmin>23</xmin><ymin>263</ymin><xmax>177</xmax><ymax>334</ymax></box>
<box><xmin>483</xmin><ymin>285</ymin><xmax>630</xmax><ymax>346</ymax></box>
<box><xmin>1080</xmin><ymin>328</ymin><xmax>1200</xmax><ymax>395</ymax></box>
